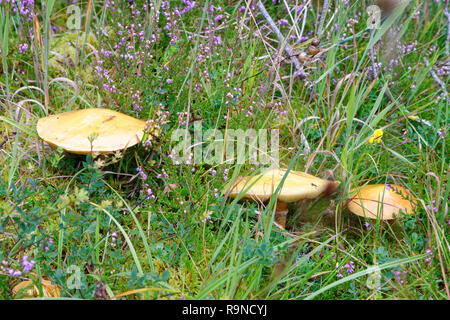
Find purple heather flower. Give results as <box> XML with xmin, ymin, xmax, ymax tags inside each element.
<box><xmin>344</xmin><ymin>261</ymin><xmax>355</xmax><ymax>273</ymax></box>
<box><xmin>299</xmin><ymin>36</ymin><xmax>309</xmax><ymax>42</ymax></box>
<box><xmin>157</xmin><ymin>169</ymin><xmax>169</xmax><ymax>179</ymax></box>
<box><xmin>425</xmin><ymin>248</ymin><xmax>433</xmax><ymax>263</ymax></box>
<box><xmin>146</xmin><ymin>188</ymin><xmax>156</xmax><ymax>199</ymax></box>
<box><xmin>213</xmin><ymin>36</ymin><xmax>222</xmax><ymax>46</ymax></box>
<box><xmin>21</xmin><ymin>256</ymin><xmax>35</xmax><ymax>274</ymax></box>
<box><xmin>15</xmin><ymin>0</ymin><xmax>35</xmax><ymax>21</ymax></box>
<box><xmin>336</xmin><ymin>261</ymin><xmax>356</xmax><ymax>278</ymax></box>
<box><xmin>394</xmin><ymin>270</ymin><xmax>407</xmax><ymax>285</ymax></box>
<box><xmin>136</xmin><ymin>167</ymin><xmax>148</xmax><ymax>180</ymax></box>
<box><xmin>426</xmin><ymin>201</ymin><xmax>438</xmax><ymax>213</ymax></box>
<box><xmin>8</xmin><ymin>269</ymin><xmax>22</xmax><ymax>277</ymax></box>
<box><xmin>105</xmin><ymin>0</ymin><xmax>115</xmax><ymax>9</ymax></box>
<box><xmin>18</xmin><ymin>43</ymin><xmax>28</xmax><ymax>54</ymax></box>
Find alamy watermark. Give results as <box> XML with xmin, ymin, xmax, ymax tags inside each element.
<box><xmin>66</xmin><ymin>264</ymin><xmax>82</xmax><ymax>290</ymax></box>
<box><xmin>367</xmin><ymin>5</ymin><xmax>381</xmax><ymax>29</ymax></box>
<box><xmin>170</xmin><ymin>121</ymin><xmax>279</xmax><ymax>166</ymax></box>
<box><xmin>66</xmin><ymin>4</ymin><xmax>81</xmax><ymax>31</ymax></box>
<box><xmin>366</xmin><ymin>264</ymin><xmax>382</xmax><ymax>292</ymax></box>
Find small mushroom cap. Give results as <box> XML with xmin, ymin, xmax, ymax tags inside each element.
<box><xmin>228</xmin><ymin>168</ymin><xmax>340</xmax><ymax>203</ymax></box>
<box><xmin>13</xmin><ymin>278</ymin><xmax>61</xmax><ymax>298</ymax></box>
<box><xmin>36</xmin><ymin>108</ymin><xmax>150</xmax><ymax>154</ymax></box>
<box><xmin>347</xmin><ymin>184</ymin><xmax>414</xmax><ymax>220</ymax></box>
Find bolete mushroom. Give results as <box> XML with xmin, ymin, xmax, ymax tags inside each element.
<box><xmin>13</xmin><ymin>278</ymin><xmax>61</xmax><ymax>298</ymax></box>
<box><xmin>228</xmin><ymin>168</ymin><xmax>340</xmax><ymax>228</ymax></box>
<box><xmin>36</xmin><ymin>108</ymin><xmax>151</xmax><ymax>154</ymax></box>
<box><xmin>347</xmin><ymin>184</ymin><xmax>414</xmax><ymax>220</ymax></box>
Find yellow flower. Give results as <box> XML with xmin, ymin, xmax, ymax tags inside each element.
<box><xmin>369</xmin><ymin>128</ymin><xmax>383</xmax><ymax>144</ymax></box>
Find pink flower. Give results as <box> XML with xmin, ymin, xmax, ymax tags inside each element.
<box><xmin>18</xmin><ymin>43</ymin><xmax>28</xmax><ymax>54</ymax></box>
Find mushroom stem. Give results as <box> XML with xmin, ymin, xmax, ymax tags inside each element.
<box><xmin>275</xmin><ymin>200</ymin><xmax>288</xmax><ymax>228</ymax></box>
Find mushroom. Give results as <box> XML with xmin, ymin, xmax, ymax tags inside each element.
<box><xmin>347</xmin><ymin>184</ymin><xmax>414</xmax><ymax>220</ymax></box>
<box><xmin>36</xmin><ymin>108</ymin><xmax>152</xmax><ymax>155</ymax></box>
<box><xmin>13</xmin><ymin>278</ymin><xmax>61</xmax><ymax>298</ymax></box>
<box><xmin>228</xmin><ymin>168</ymin><xmax>340</xmax><ymax>228</ymax></box>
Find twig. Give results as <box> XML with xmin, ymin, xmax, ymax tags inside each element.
<box><xmin>0</xmin><ymin>132</ymin><xmax>16</xmax><ymax>150</ymax></box>
<box><xmin>256</xmin><ymin>0</ymin><xmax>306</xmax><ymax>78</ymax></box>
<box><xmin>0</xmin><ymin>137</ymin><xmax>8</xmax><ymax>149</ymax></box>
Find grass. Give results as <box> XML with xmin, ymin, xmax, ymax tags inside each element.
<box><xmin>0</xmin><ymin>0</ymin><xmax>448</xmax><ymax>300</ymax></box>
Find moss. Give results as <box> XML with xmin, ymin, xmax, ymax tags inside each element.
<box><xmin>153</xmin><ymin>258</ymin><xmax>201</xmax><ymax>298</ymax></box>
<box><xmin>48</xmin><ymin>31</ymin><xmax>98</xmax><ymax>83</ymax></box>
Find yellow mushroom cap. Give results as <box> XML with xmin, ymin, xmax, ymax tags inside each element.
<box><xmin>228</xmin><ymin>168</ymin><xmax>340</xmax><ymax>203</ymax></box>
<box><xmin>36</xmin><ymin>108</ymin><xmax>150</xmax><ymax>154</ymax></box>
<box><xmin>347</xmin><ymin>184</ymin><xmax>414</xmax><ymax>220</ymax></box>
<box><xmin>13</xmin><ymin>278</ymin><xmax>61</xmax><ymax>298</ymax></box>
